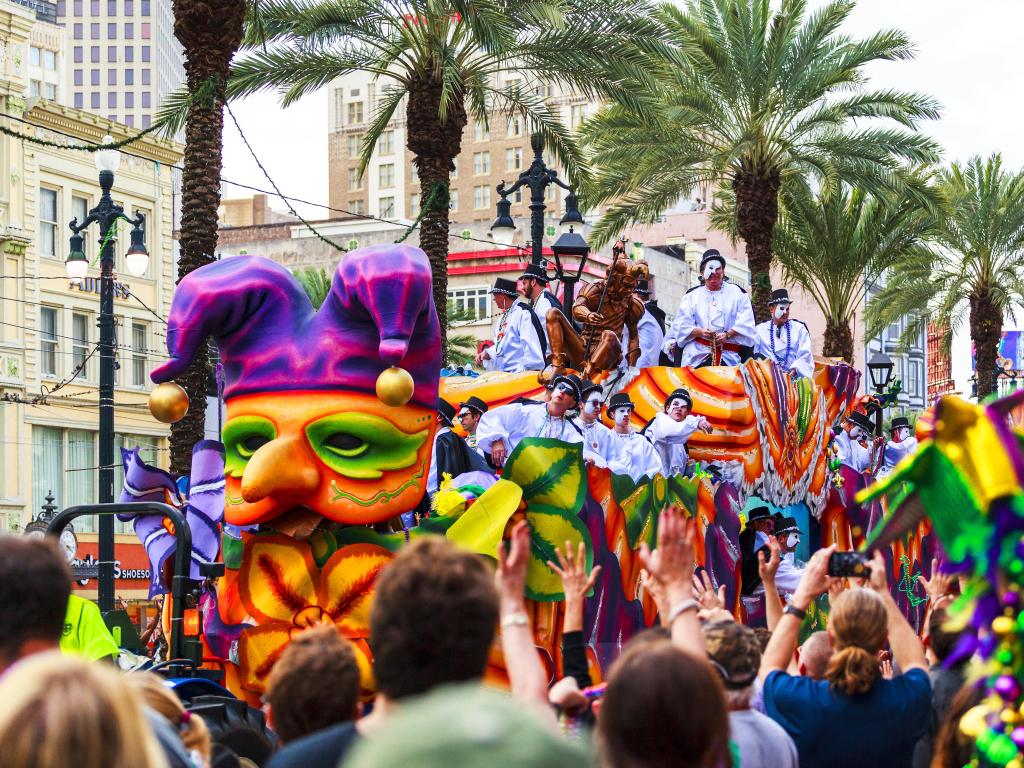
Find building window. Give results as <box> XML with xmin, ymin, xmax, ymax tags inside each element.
<box><xmin>346</xmin><ymin>101</ymin><xmax>363</xmax><ymax>125</ymax></box>
<box><xmin>39</xmin><ymin>188</ymin><xmax>58</xmax><ymax>258</ymax></box>
<box><xmin>32</xmin><ymin>426</ymin><xmax>65</xmax><ymax>515</ymax></box>
<box><xmin>410</xmin><ymin>193</ymin><xmax>420</xmax><ymax>217</ymax></box>
<box><xmin>347</xmin><ymin>168</ymin><xmax>363</xmax><ymax>191</ymax></box>
<box><xmin>90</xmin><ymin>46</ymin><xmax>99</xmax><ymax>63</ymax></box>
<box><xmin>447</xmin><ymin>287</ymin><xmax>491</xmax><ymax>321</ymax></box>
<box><xmin>141</xmin><ymin>68</ymin><xmax>150</xmax><ymax>85</ymax></box>
<box><xmin>74</xmin><ymin>0</ymin><xmax>82</xmax><ymax>15</ymax></box>
<box><xmin>141</xmin><ymin>45</ymin><xmax>150</xmax><ymax>62</ymax></box>
<box><xmin>125</xmin><ymin>68</ymin><xmax>134</xmax><ymax>85</ymax></box>
<box><xmin>473</xmin><ymin>151</ymin><xmax>490</xmax><ymax>175</ymax></box>
<box><xmin>379</xmin><ymin>129</ymin><xmax>394</xmax><ymax>155</ymax></box>
<box><xmin>141</xmin><ymin>0</ymin><xmax>150</xmax><ymax>14</ymax></box>
<box><xmin>379</xmin><ymin>196</ymin><xmax>395</xmax><ymax>218</ymax></box>
<box><xmin>474</xmin><ymin>185</ymin><xmax>490</xmax><ymax>210</ymax></box>
<box><xmin>72</xmin><ymin>312</ymin><xmax>90</xmax><ymax>377</ymax></box>
<box><xmin>125</xmin><ymin>92</ymin><xmax>134</xmax><ymax>108</ymax></box>
<box><xmin>142</xmin><ymin>115</ymin><xmax>151</xmax><ymax>128</ymax></box>
<box><xmin>74</xmin><ymin>70</ymin><xmax>83</xmax><ymax>86</ymax></box>
<box><xmin>73</xmin><ymin>46</ymin><xmax>83</xmax><ymax>63</ymax></box>
<box><xmin>125</xmin><ymin>0</ymin><xmax>133</xmax><ymax>13</ymax></box>
<box><xmin>504</xmin><ymin>77</ymin><xmax>521</xmax><ymax>95</ymax></box>
<box><xmin>379</xmin><ymin>163</ymin><xmax>395</xmax><ymax>188</ymax></box>
<box><xmin>141</xmin><ymin>22</ymin><xmax>150</xmax><ymax>39</ymax></box>
<box><xmin>107</xmin><ymin>68</ymin><xmax>116</xmax><ymax>85</ymax></box>
<box><xmin>569</xmin><ymin>105</ymin><xmax>586</xmax><ymax>129</ymax></box>
<box><xmin>505</xmin><ymin>147</ymin><xmax>522</xmax><ymax>171</ymax></box>
<box><xmin>90</xmin><ymin>0</ymin><xmax>98</xmax><ymax>14</ymax></box>
<box><xmin>534</xmin><ymin>79</ymin><xmax>551</xmax><ymax>98</ymax></box>
<box><xmin>91</xmin><ymin>69</ymin><xmax>99</xmax><ymax>85</ymax></box>
<box><xmin>513</xmin><ymin>188</ymin><xmax>523</xmax><ymax>204</ymax></box>
<box><xmin>40</xmin><ymin>307</ymin><xmax>58</xmax><ymax>376</ymax></box>
<box><xmin>474</xmin><ymin>122</ymin><xmax>490</xmax><ymax>142</ymax></box>
<box><xmin>347</xmin><ymin>133</ymin><xmax>361</xmax><ymax>157</ymax></box>
<box><xmin>507</xmin><ymin>115</ymin><xmax>523</xmax><ymax>137</ymax></box>
<box><xmin>141</xmin><ymin>91</ymin><xmax>150</xmax><ymax>108</ymax></box>
<box><xmin>74</xmin><ymin>92</ymin><xmax>83</xmax><ymax>108</ymax></box>
<box><xmin>125</xmin><ymin>22</ymin><xmax>134</xmax><ymax>39</ymax></box>
<box><xmin>74</xmin><ymin>23</ymin><xmax>83</xmax><ymax>39</ymax></box>
<box><xmin>125</xmin><ymin>115</ymin><xmax>134</xmax><ymax>127</ymax></box>
<box><xmin>89</xmin><ymin>23</ymin><xmax>99</xmax><ymax>39</ymax></box>
<box><xmin>29</xmin><ymin>80</ymin><xmax>40</xmax><ymax>98</ymax></box>
<box><xmin>44</xmin><ymin>83</ymin><xmax>56</xmax><ymax>100</ymax></box>
<box><xmin>125</xmin><ymin>46</ymin><xmax>134</xmax><ymax>63</ymax></box>
<box><xmin>131</xmin><ymin>323</ymin><xmax>147</xmax><ymax>387</ymax></box>
<box><xmin>107</xmin><ymin>0</ymin><xmax>116</xmax><ymax>13</ymax></box>
<box><xmin>107</xmin><ymin>45</ymin><xmax>117</xmax><ymax>62</ymax></box>
<box><xmin>72</xmin><ymin>196</ymin><xmax>90</xmax><ymax>258</ymax></box>
<box><xmin>91</xmin><ymin>92</ymin><xmax>100</xmax><ymax>108</ymax></box>
<box><xmin>107</xmin><ymin>22</ymin><xmax>117</xmax><ymax>38</ymax></box>
<box><xmin>108</xmin><ymin>92</ymin><xmax>117</xmax><ymax>108</ymax></box>
<box><xmin>29</xmin><ymin>47</ymin><xmax>40</xmax><ymax>66</ymax></box>
<box><xmin>449</xmin><ymin>190</ymin><xmax>458</xmax><ymax>211</ymax></box>
<box><xmin>350</xmin><ymin>199</ymin><xmax>365</xmax><ymax>215</ymax></box>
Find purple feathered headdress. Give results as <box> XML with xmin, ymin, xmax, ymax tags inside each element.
<box><xmin>150</xmin><ymin>246</ymin><xmax>441</xmax><ymax>407</ymax></box>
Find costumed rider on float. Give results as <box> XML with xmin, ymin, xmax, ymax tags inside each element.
<box><xmin>427</xmin><ymin>399</ymin><xmax>491</xmax><ymax>494</ymax></box>
<box><xmin>518</xmin><ymin>262</ymin><xmax>563</xmax><ymax>336</ymax></box>
<box><xmin>663</xmin><ymin>249</ymin><xmax>757</xmax><ymax>367</ymax></box>
<box><xmin>475</xmin><ymin>374</ymin><xmax>585</xmax><ymax>468</ymax></box>
<box><xmin>754</xmin><ymin>289</ymin><xmax>814</xmax><ymax>379</ymax></box>
<box><xmin>879</xmin><ymin>416</ymin><xmax>918</xmax><ymax>476</ymax></box>
<box><xmin>606</xmin><ymin>393</ymin><xmax>664</xmax><ymax>482</ymax></box>
<box><xmin>457</xmin><ymin>396</ymin><xmax>489</xmax><ymax>457</ymax></box>
<box><xmin>643</xmin><ymin>388</ymin><xmax>713</xmax><ymax>477</ymax></box>
<box><xmin>620</xmin><ymin>278</ymin><xmax>666</xmax><ymax>370</ymax></box>
<box><xmin>476</xmin><ymin>277</ymin><xmax>546</xmax><ymax>372</ymax></box>
<box><xmin>834</xmin><ymin>410</ymin><xmax>883</xmax><ymax>474</ymax></box>
<box><xmin>739</xmin><ymin>506</ymin><xmax>775</xmax><ymax>600</ymax></box>
<box><xmin>574</xmin><ymin>380</ymin><xmax>620</xmax><ymax>469</ymax></box>
<box><xmin>772</xmin><ymin>516</ymin><xmax>806</xmax><ymax>596</ymax></box>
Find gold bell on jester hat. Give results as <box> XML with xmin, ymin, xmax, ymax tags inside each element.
<box><xmin>148</xmin><ymin>382</ymin><xmax>190</xmax><ymax>423</ymax></box>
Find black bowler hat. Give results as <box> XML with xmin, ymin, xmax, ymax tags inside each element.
<box><xmin>580</xmin><ymin>380</ymin><xmax>603</xmax><ymax>400</ymax></box>
<box><xmin>550</xmin><ymin>373</ymin><xmax>582</xmax><ymax>402</ymax></box>
<box><xmin>699</xmin><ymin>249</ymin><xmax>726</xmax><ymax>272</ymax></box>
<box><xmin>635</xmin><ymin>279</ymin><xmax>651</xmax><ymax>297</ymax></box>
<box><xmin>458</xmin><ymin>396</ymin><xmax>489</xmax><ymax>416</ymax></box>
<box><xmin>890</xmin><ymin>416</ymin><xmax>910</xmax><ymax>432</ymax></box>
<box><xmin>846</xmin><ymin>411</ymin><xmax>874</xmax><ymax>433</ymax></box>
<box><xmin>663</xmin><ymin>388</ymin><xmax>693</xmax><ymax>411</ymax></box>
<box><xmin>608</xmin><ymin>393</ymin><xmax>635</xmax><ymax>411</ymax></box>
<box><xmin>490</xmin><ymin>277</ymin><xmax>518</xmax><ymax>297</ymax></box>
<box><xmin>775</xmin><ymin>517</ymin><xmax>801</xmax><ymax>536</ymax></box>
<box><xmin>438</xmin><ymin>398</ymin><xmax>457</xmax><ymax>427</ymax></box>
<box><xmin>768</xmin><ymin>289</ymin><xmax>792</xmax><ymax>306</ymax></box>
<box><xmin>518</xmin><ymin>263</ymin><xmax>551</xmax><ymax>284</ymax></box>
<box><xmin>746</xmin><ymin>506</ymin><xmax>772</xmax><ymax>523</ymax></box>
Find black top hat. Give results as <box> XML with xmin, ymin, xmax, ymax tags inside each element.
<box><xmin>771</xmin><ymin>512</ymin><xmax>785</xmax><ymax>524</ymax></box>
<box><xmin>579</xmin><ymin>380</ymin><xmax>603</xmax><ymax>400</ymax></box>
<box><xmin>458</xmin><ymin>396</ymin><xmax>489</xmax><ymax>416</ymax></box>
<box><xmin>746</xmin><ymin>506</ymin><xmax>772</xmax><ymax>524</ymax></box>
<box><xmin>634</xmin><ymin>278</ymin><xmax>651</xmax><ymax>296</ymax></box>
<box><xmin>846</xmin><ymin>411</ymin><xmax>874</xmax><ymax>433</ymax></box>
<box><xmin>518</xmin><ymin>263</ymin><xmax>550</xmax><ymax>284</ymax></box>
<box><xmin>549</xmin><ymin>373</ymin><xmax>582</xmax><ymax>402</ymax></box>
<box><xmin>889</xmin><ymin>416</ymin><xmax>911</xmax><ymax>432</ymax></box>
<box><xmin>768</xmin><ymin>289</ymin><xmax>792</xmax><ymax>306</ymax></box>
<box><xmin>699</xmin><ymin>249</ymin><xmax>726</xmax><ymax>272</ymax></box>
<box><xmin>490</xmin><ymin>277</ymin><xmax>518</xmax><ymax>297</ymax></box>
<box><xmin>437</xmin><ymin>398</ymin><xmax>457</xmax><ymax>427</ymax></box>
<box><xmin>608</xmin><ymin>393</ymin><xmax>635</xmax><ymax>411</ymax></box>
<box><xmin>774</xmin><ymin>516</ymin><xmax>801</xmax><ymax>536</ymax></box>
<box><xmin>664</xmin><ymin>388</ymin><xmax>693</xmax><ymax>411</ymax></box>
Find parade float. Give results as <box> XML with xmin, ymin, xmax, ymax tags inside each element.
<box><xmin>125</xmin><ymin>244</ymin><xmax>930</xmax><ymax>701</ymax></box>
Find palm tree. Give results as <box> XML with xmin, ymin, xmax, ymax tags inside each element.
<box><xmin>582</xmin><ymin>0</ymin><xmax>940</xmax><ymax>322</ymax></box>
<box><xmin>443</xmin><ymin>304</ymin><xmax>480</xmax><ymax>367</ymax></box>
<box><xmin>168</xmin><ymin>0</ymin><xmax>248</xmax><ymax>474</ymax></box>
<box><xmin>207</xmin><ymin>0</ymin><xmax>668</xmax><ymax>341</ymax></box>
<box><xmin>868</xmin><ymin>154</ymin><xmax>1024</xmax><ymax>399</ymax></box>
<box><xmin>773</xmin><ymin>180</ymin><xmax>938</xmax><ymax>363</ymax></box>
<box><xmin>294</xmin><ymin>265</ymin><xmax>332</xmax><ymax>308</ymax></box>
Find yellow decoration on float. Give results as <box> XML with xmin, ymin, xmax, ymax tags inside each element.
<box><xmin>148</xmin><ymin>381</ymin><xmax>190</xmax><ymax>423</ymax></box>
<box><xmin>376</xmin><ymin>366</ymin><xmax>415</xmax><ymax>407</ymax></box>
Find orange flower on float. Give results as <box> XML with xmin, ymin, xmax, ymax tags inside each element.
<box><xmin>236</xmin><ymin>533</ymin><xmax>392</xmax><ymax>694</ymax></box>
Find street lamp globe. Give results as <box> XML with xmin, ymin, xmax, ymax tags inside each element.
<box><xmin>867</xmin><ymin>350</ymin><xmax>894</xmax><ymax>391</ymax></box>
<box><xmin>124</xmin><ymin>221</ymin><xmax>149</xmax><ymax>277</ymax></box>
<box><xmin>558</xmin><ymin>192</ymin><xmax>584</xmax><ymax>237</ymax></box>
<box><xmin>65</xmin><ymin>232</ymin><xmax>88</xmax><ymax>283</ymax></box>
<box><xmin>95</xmin><ymin>134</ymin><xmax>120</xmax><ymax>174</ymax></box>
<box><xmin>490</xmin><ymin>195</ymin><xmax>516</xmax><ymax>247</ymax></box>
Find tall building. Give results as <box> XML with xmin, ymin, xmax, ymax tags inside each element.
<box><xmin>926</xmin><ymin>321</ymin><xmax>955</xmax><ymax>400</ymax></box>
<box><xmin>56</xmin><ymin>0</ymin><xmax>183</xmax><ymax>129</ymax></box>
<box><xmin>327</xmin><ymin>71</ymin><xmax>601</xmax><ymax>234</ymax></box>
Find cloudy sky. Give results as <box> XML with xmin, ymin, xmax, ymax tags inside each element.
<box><xmin>219</xmin><ymin>0</ymin><xmax>1022</xmax><ymax>219</ymax></box>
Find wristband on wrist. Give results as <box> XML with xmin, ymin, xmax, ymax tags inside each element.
<box><xmin>500</xmin><ymin>612</ymin><xmax>530</xmax><ymax>629</ymax></box>
<box><xmin>667</xmin><ymin>599</ymin><xmax>699</xmax><ymax>625</ymax></box>
<box><xmin>783</xmin><ymin>603</ymin><xmax>807</xmax><ymax>621</ymax></box>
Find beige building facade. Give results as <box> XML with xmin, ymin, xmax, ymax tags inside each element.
<box><xmin>0</xmin><ymin>0</ymin><xmax>182</xmax><ymax>532</ymax></box>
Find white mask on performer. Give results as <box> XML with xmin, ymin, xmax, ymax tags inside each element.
<box><xmin>669</xmin><ymin>398</ymin><xmax>689</xmax><ymax>411</ymax></box>
<box><xmin>584</xmin><ymin>397</ymin><xmax>603</xmax><ymax>416</ymax></box>
<box><xmin>613</xmin><ymin>407</ymin><xmax>632</xmax><ymax>426</ymax></box>
<box><xmin>786</xmin><ymin>533</ymin><xmax>800</xmax><ymax>549</ymax></box>
<box><xmin>773</xmin><ymin>304</ymin><xmax>789</xmax><ymax>321</ymax></box>
<box><xmin>703</xmin><ymin>263</ymin><xmax>720</xmax><ymax>281</ymax></box>
<box><xmin>896</xmin><ymin>426</ymin><xmax>910</xmax><ymax>441</ymax></box>
<box><xmin>848</xmin><ymin>425</ymin><xmax>862</xmax><ymax>440</ymax></box>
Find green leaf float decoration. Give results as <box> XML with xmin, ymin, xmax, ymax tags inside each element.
<box><xmin>795</xmin><ymin>377</ymin><xmax>814</xmax><ymax>443</ymax></box>
<box><xmin>446</xmin><ymin>439</ymin><xmax>593</xmax><ymax>602</ymax></box>
<box><xmin>619</xmin><ymin>473</ymin><xmax>700</xmax><ymax>550</ymax></box>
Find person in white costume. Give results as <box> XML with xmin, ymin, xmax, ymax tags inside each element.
<box><xmin>476</xmin><ymin>277</ymin><xmax>545</xmax><ymax>373</ymax></box>
<box><xmin>664</xmin><ymin>249</ymin><xmax>756</xmax><ymax>367</ymax></box>
<box><xmin>621</xmin><ymin>279</ymin><xmax>665</xmax><ymax>369</ymax></box>
<box><xmin>475</xmin><ymin>374</ymin><xmax>584</xmax><ymax>467</ymax></box>
<box><xmin>573</xmin><ymin>381</ymin><xmax>619</xmax><ymax>469</ymax></box>
<box><xmin>754</xmin><ymin>289</ymin><xmax>815</xmax><ymax>379</ymax></box>
<box><xmin>771</xmin><ymin>516</ymin><xmax>806</xmax><ymax>595</ymax></box>
<box><xmin>880</xmin><ymin>416</ymin><xmax>918</xmax><ymax>475</ymax></box>
<box><xmin>605</xmin><ymin>393</ymin><xmax>663</xmax><ymax>481</ymax></box>
<box><xmin>518</xmin><ymin>262</ymin><xmax>562</xmax><ymax>341</ymax></box>
<box><xmin>643</xmin><ymin>388</ymin><xmax>713</xmax><ymax>477</ymax></box>
<box><xmin>833</xmin><ymin>411</ymin><xmax>883</xmax><ymax>474</ymax></box>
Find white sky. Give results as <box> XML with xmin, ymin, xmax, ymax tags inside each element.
<box><xmin>219</xmin><ymin>0</ymin><xmax>1023</xmax><ymax>220</ymax></box>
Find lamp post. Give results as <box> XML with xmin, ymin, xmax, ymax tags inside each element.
<box><xmin>866</xmin><ymin>350</ymin><xmax>895</xmax><ymax>437</ymax></box>
<box><xmin>490</xmin><ymin>132</ymin><xmax>582</xmax><ymax>266</ymax></box>
<box><xmin>65</xmin><ymin>135</ymin><xmax>149</xmax><ymax>614</ymax></box>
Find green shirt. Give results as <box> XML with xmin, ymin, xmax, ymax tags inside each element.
<box><xmin>60</xmin><ymin>595</ymin><xmax>119</xmax><ymax>661</ymax></box>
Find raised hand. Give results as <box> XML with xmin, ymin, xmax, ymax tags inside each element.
<box><xmin>638</xmin><ymin>505</ymin><xmax>696</xmax><ymax>604</ymax></box>
<box><xmin>491</xmin><ymin>439</ymin><xmax>508</xmax><ymax>468</ymax></box>
<box><xmin>548</xmin><ymin>540</ymin><xmax>602</xmax><ymax>607</ymax></box>
<box><xmin>758</xmin><ymin>535</ymin><xmax>782</xmax><ymax>583</ymax></box>
<box><xmin>917</xmin><ymin>558</ymin><xmax>954</xmax><ymax>605</ymax></box>
<box><xmin>792</xmin><ymin>544</ymin><xmax>838</xmax><ymax>610</ymax></box>
<box><xmin>496</xmin><ymin>520</ymin><xmax>530</xmax><ymax>611</ymax></box>
<box><xmin>693</xmin><ymin>569</ymin><xmax>726</xmax><ymax>611</ymax></box>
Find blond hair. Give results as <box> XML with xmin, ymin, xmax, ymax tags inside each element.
<box><xmin>0</xmin><ymin>652</ymin><xmax>168</xmax><ymax>768</ymax></box>
<box><xmin>128</xmin><ymin>672</ymin><xmax>212</xmax><ymax>766</ymax></box>
<box><xmin>826</xmin><ymin>589</ymin><xmax>887</xmax><ymax>696</ymax></box>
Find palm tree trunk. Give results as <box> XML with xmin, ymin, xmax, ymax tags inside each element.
<box><xmin>170</xmin><ymin>0</ymin><xmax>246</xmax><ymax>474</ymax></box>
<box><xmin>970</xmin><ymin>287</ymin><xmax>1002</xmax><ymax>399</ymax></box>
<box><xmin>406</xmin><ymin>77</ymin><xmax>467</xmax><ymax>348</ymax></box>
<box><xmin>733</xmin><ymin>169</ymin><xmax>781</xmax><ymax>324</ymax></box>
<box><xmin>822</xmin><ymin>318</ymin><xmax>854</xmax><ymax>363</ymax></box>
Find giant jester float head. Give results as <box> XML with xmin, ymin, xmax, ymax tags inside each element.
<box><xmin>151</xmin><ymin>247</ymin><xmax>441</xmax><ymax>532</ymax></box>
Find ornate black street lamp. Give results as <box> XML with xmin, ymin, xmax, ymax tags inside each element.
<box><xmin>65</xmin><ymin>135</ymin><xmax>149</xmax><ymax>614</ymax></box>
